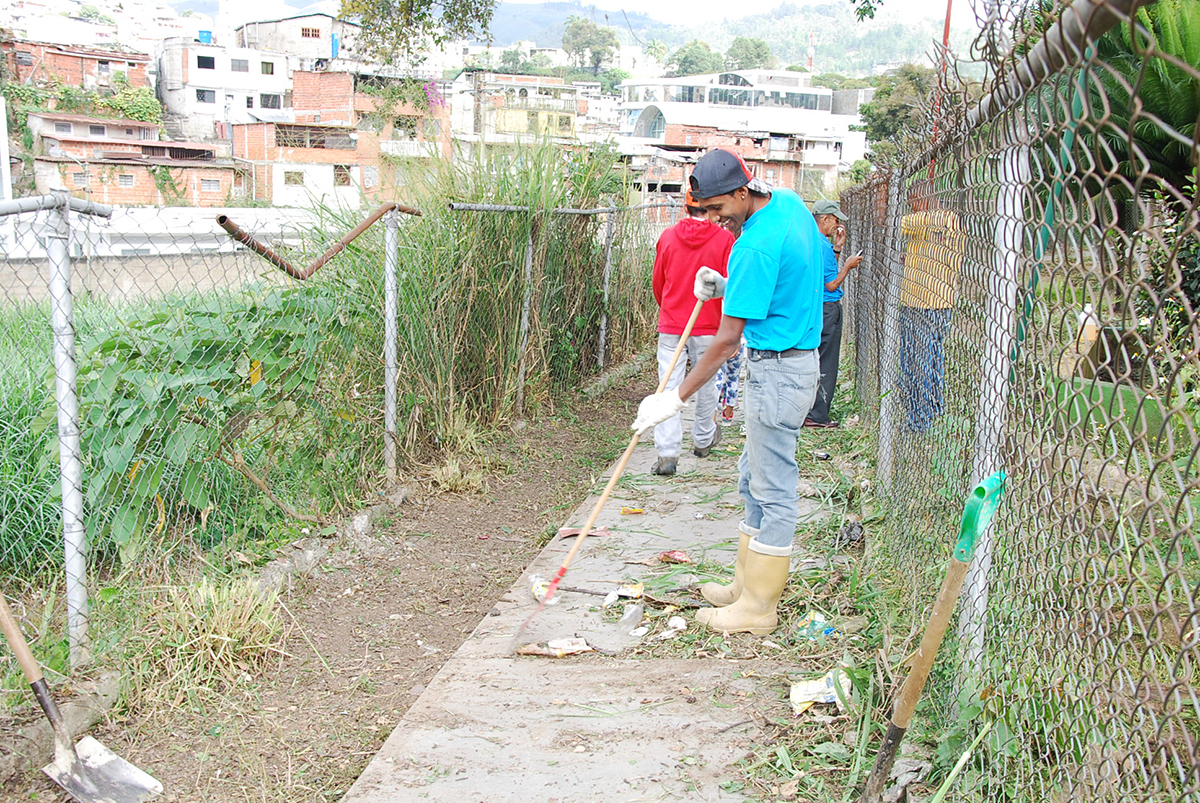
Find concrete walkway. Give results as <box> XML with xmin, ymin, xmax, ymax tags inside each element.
<box><xmin>341</xmin><ymin>401</ymin><xmax>830</xmax><ymax>803</ymax></box>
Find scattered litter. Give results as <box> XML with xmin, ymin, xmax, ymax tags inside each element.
<box><xmin>416</xmin><ymin>639</ymin><xmax>441</xmax><ymax>657</ymax></box>
<box><xmin>628</xmin><ymin>626</ymin><xmax>651</xmax><ymax>638</ymax></box>
<box><xmin>603</xmin><ymin>590</ymin><xmax>620</xmax><ymax>606</ymax></box>
<box><xmin>557</xmin><ymin>526</ymin><xmax>611</xmax><ymax>540</ymax></box>
<box><xmin>528</xmin><ymin>575</ymin><xmax>561</xmax><ymax>605</ymax></box>
<box><xmin>655</xmin><ymin>616</ymin><xmax>688</xmax><ymax>640</ymax></box>
<box><xmin>516</xmin><ymin>637</ymin><xmax>595</xmax><ymax>658</ymax></box>
<box><xmin>789</xmin><ymin>667</ymin><xmax>852</xmax><ymax>715</ymax></box>
<box><xmin>762</xmin><ymin>640</ymin><xmax>784</xmax><ymax>650</ymax></box>
<box><xmin>795</xmin><ymin>611</ymin><xmax>840</xmax><ymax>641</ymax></box>
<box><xmin>617</xmin><ymin>581</ymin><xmax>643</xmax><ymax>598</ymax></box>
<box><xmin>834</xmin><ymin>521</ymin><xmax>865</xmax><ymax>548</ymax></box>
<box><xmin>884</xmin><ymin>758</ymin><xmax>933</xmax><ymax>803</ymax></box>
<box><xmin>478</xmin><ymin>533</ymin><xmax>491</xmax><ymax>540</ymax></box>
<box><xmin>658</xmin><ymin>550</ymin><xmax>694</xmax><ymax>564</ymax></box>
<box><xmin>813</xmin><ymin>451</ymin><xmax>832</xmax><ymax>461</ymax></box>
<box><xmin>620</xmin><ymin>507</ymin><xmax>644</xmax><ymax>515</ymax></box>
<box><xmin>693</xmin><ymin>513</ymin><xmax>705</xmax><ymax>520</ymax></box>
<box><xmin>616</xmin><ymin>604</ymin><xmax>644</xmax><ymax>635</ymax></box>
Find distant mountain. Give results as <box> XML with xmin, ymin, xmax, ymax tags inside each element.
<box><xmin>481</xmin><ymin>2</ymin><xmax>670</xmax><ymax>48</ymax></box>
<box><xmin>166</xmin><ymin>0</ymin><xmax>971</xmax><ymax>77</ymax></box>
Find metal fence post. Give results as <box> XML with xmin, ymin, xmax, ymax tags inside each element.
<box><xmin>514</xmin><ymin>225</ymin><xmax>535</xmax><ymax>419</ymax></box>
<box><xmin>47</xmin><ymin>191</ymin><xmax>89</xmax><ymax>668</ymax></box>
<box><xmin>383</xmin><ymin>209</ymin><xmax>399</xmax><ymax>483</ymax></box>
<box><xmin>596</xmin><ymin>210</ymin><xmax>616</xmax><ymax>372</ymax></box>
<box><xmin>876</xmin><ymin>168</ymin><xmax>906</xmax><ymax>491</ymax></box>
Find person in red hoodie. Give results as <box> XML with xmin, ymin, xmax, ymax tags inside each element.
<box><xmin>650</xmin><ymin>190</ymin><xmax>735</xmax><ymax>475</ymax></box>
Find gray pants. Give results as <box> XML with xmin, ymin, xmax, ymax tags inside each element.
<box><xmin>807</xmin><ymin>301</ymin><xmax>843</xmax><ymax>424</ymax></box>
<box><xmin>654</xmin><ymin>333</ymin><xmax>719</xmax><ymax>458</ymax></box>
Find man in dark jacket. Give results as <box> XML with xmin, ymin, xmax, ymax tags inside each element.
<box><xmin>649</xmin><ymin>190</ymin><xmax>735</xmax><ymax>475</ymax></box>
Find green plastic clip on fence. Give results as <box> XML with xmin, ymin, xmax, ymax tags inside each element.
<box><xmin>858</xmin><ymin>471</ymin><xmax>1006</xmax><ymax>803</ymax></box>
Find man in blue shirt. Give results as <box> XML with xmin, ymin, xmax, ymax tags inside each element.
<box><xmin>805</xmin><ymin>200</ymin><xmax>863</xmax><ymax>427</ymax></box>
<box><xmin>631</xmin><ymin>148</ymin><xmax>826</xmax><ymax>635</ymax></box>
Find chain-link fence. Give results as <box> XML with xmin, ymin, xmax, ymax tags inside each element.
<box><xmin>0</xmin><ymin>149</ymin><xmax>666</xmax><ymax>668</ymax></box>
<box><xmin>842</xmin><ymin>0</ymin><xmax>1199</xmax><ymax>799</ymax></box>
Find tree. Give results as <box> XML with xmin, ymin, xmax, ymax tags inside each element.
<box><xmin>340</xmin><ymin>0</ymin><xmax>496</xmax><ymax>62</ymax></box>
<box><xmin>601</xmin><ymin>68</ymin><xmax>629</xmax><ymax>95</ymax></box>
<box><xmin>858</xmin><ymin>63</ymin><xmax>935</xmax><ymax>143</ymax></box>
<box><xmin>811</xmin><ymin>72</ymin><xmax>874</xmax><ymax>91</ymax></box>
<box><xmin>725</xmin><ymin>37</ymin><xmax>772</xmax><ymax>70</ymax></box>
<box><xmin>500</xmin><ymin>48</ymin><xmax>524</xmax><ymax>74</ymax></box>
<box><xmin>645</xmin><ymin>39</ymin><xmax>668</xmax><ymax>65</ymax></box>
<box><xmin>667</xmin><ymin>40</ymin><xmax>724</xmax><ymax>77</ymax></box>
<box><xmin>563</xmin><ymin>17</ymin><xmax>620</xmax><ymax>75</ymax></box>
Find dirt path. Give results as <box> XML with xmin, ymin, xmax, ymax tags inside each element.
<box><xmin>2</xmin><ymin>372</ymin><xmax>656</xmax><ymax>803</ymax></box>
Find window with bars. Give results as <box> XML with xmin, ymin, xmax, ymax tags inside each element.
<box><xmin>72</xmin><ymin>172</ymin><xmax>87</xmax><ymax>186</ymax></box>
<box><xmin>301</xmin><ymin>27</ymin><xmax>320</xmax><ymax>38</ymax></box>
<box><xmin>284</xmin><ymin>171</ymin><xmax>304</xmax><ymax>186</ymax></box>
<box><xmin>196</xmin><ymin>89</ymin><xmax>216</xmax><ymax>103</ymax></box>
<box><xmin>118</xmin><ymin>174</ymin><xmax>134</xmax><ymax>188</ymax></box>
<box><xmin>275</xmin><ymin>125</ymin><xmax>354</xmax><ymax>149</ymax></box>
<box><xmin>89</xmin><ymin>124</ymin><xmax>106</xmax><ymax>136</ymax></box>
<box><xmin>333</xmin><ymin>165</ymin><xmax>352</xmax><ymax>186</ymax></box>
<box><xmin>201</xmin><ymin>179</ymin><xmax>221</xmax><ymax>192</ymax></box>
<box><xmin>54</xmin><ymin>122</ymin><xmax>72</xmax><ymax>134</ymax></box>
<box><xmin>246</xmin><ymin>96</ymin><xmax>254</xmax><ymax>108</ymax></box>
<box><xmin>260</xmin><ymin>94</ymin><xmax>281</xmax><ymax>109</ymax></box>
<box><xmin>231</xmin><ymin>58</ymin><xmax>249</xmax><ymax>72</ymax></box>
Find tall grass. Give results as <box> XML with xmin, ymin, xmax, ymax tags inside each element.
<box><xmin>0</xmin><ymin>141</ymin><xmax>661</xmax><ymax>581</ymax></box>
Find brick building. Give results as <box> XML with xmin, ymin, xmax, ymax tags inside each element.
<box><xmin>28</xmin><ymin>112</ymin><xmax>240</xmax><ymax>207</ymax></box>
<box><xmin>231</xmin><ymin>70</ymin><xmax>452</xmax><ymax>205</ymax></box>
<box><xmin>232</xmin><ymin>121</ymin><xmax>363</xmax><ymax>206</ymax></box>
<box><xmin>1</xmin><ymin>39</ymin><xmax>151</xmax><ymax>91</ymax></box>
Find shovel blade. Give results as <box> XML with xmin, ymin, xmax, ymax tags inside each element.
<box><xmin>43</xmin><ymin>735</ymin><xmax>162</xmax><ymax>803</ymax></box>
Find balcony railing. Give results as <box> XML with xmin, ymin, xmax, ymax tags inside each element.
<box><xmin>380</xmin><ymin>139</ymin><xmax>439</xmax><ymax>158</ymax></box>
<box><xmin>499</xmin><ymin>97</ymin><xmax>576</xmax><ymax>113</ymax></box>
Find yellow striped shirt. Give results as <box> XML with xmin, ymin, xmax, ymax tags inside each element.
<box><xmin>900</xmin><ymin>209</ymin><xmax>963</xmax><ymax>309</ymax></box>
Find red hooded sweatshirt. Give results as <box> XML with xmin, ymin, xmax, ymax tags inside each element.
<box><xmin>652</xmin><ymin>218</ymin><xmax>733</xmax><ymax>336</ymax></box>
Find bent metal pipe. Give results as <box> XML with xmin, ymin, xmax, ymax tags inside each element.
<box><xmin>216</xmin><ymin>201</ymin><xmax>421</xmax><ymax>281</ymax></box>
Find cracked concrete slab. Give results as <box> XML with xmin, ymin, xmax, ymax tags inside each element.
<box><xmin>340</xmin><ymin>399</ymin><xmax>832</xmax><ymax>802</ymax></box>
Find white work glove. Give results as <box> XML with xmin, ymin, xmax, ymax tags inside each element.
<box><xmin>631</xmin><ymin>389</ymin><xmax>686</xmax><ymax>435</ymax></box>
<box><xmin>693</xmin><ymin>267</ymin><xmax>726</xmax><ymax>301</ymax></box>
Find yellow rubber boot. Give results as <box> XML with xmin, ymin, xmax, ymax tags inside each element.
<box><xmin>695</xmin><ymin>539</ymin><xmax>791</xmax><ymax>635</ymax></box>
<box><xmin>699</xmin><ymin>522</ymin><xmax>756</xmax><ymax>607</ymax></box>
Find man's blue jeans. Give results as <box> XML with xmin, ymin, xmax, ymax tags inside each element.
<box><xmin>899</xmin><ymin>306</ymin><xmax>952</xmax><ymax>433</ymax></box>
<box><xmin>738</xmin><ymin>348</ymin><xmax>819</xmax><ymax>549</ymax></box>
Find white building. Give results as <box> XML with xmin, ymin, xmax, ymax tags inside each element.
<box><xmin>617</xmin><ymin>69</ymin><xmax>867</xmax><ymax>190</ymax></box>
<box><xmin>157</xmin><ymin>38</ymin><xmax>294</xmax><ymax>141</ymax></box>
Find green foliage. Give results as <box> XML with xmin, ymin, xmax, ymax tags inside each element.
<box><xmin>644</xmin><ymin>39</ymin><xmax>668</xmax><ymax>64</ymax></box>
<box><xmin>847</xmin><ymin>158</ymin><xmax>872</xmax><ymax>184</ymax></box>
<box><xmin>562</xmin><ymin>17</ymin><xmax>620</xmax><ymax>76</ymax></box>
<box><xmin>859</xmin><ymin>63</ymin><xmax>936</xmax><ymax>143</ymax></box>
<box><xmin>48</xmin><ymin>286</ymin><xmax>356</xmax><ymax>563</ymax></box>
<box><xmin>724</xmin><ymin>36</ymin><xmax>773</xmax><ymax>70</ymax></box>
<box><xmin>600</xmin><ymin>68</ymin><xmax>629</xmax><ymax>96</ymax></box>
<box><xmin>97</xmin><ymin>86</ymin><xmax>162</xmax><ymax>122</ymax></box>
<box><xmin>148</xmin><ymin>165</ymin><xmax>186</xmax><ymax>204</ymax></box>
<box><xmin>340</xmin><ymin>0</ymin><xmax>496</xmax><ymax>62</ymax></box>
<box><xmin>667</xmin><ymin>40</ymin><xmax>724</xmax><ymax>77</ymax></box>
<box><xmin>811</xmin><ymin>72</ymin><xmax>875</xmax><ymax>91</ymax></box>
<box><xmin>1089</xmin><ymin>0</ymin><xmax>1200</xmax><ymax>199</ymax></box>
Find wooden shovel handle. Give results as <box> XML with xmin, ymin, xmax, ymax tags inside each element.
<box><xmin>0</xmin><ymin>592</ymin><xmax>44</xmax><ymax>685</ymax></box>
<box><xmin>551</xmin><ymin>297</ymin><xmax>705</xmax><ymax>578</ymax></box>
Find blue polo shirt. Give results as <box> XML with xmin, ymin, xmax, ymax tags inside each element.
<box><xmin>722</xmin><ymin>188</ymin><xmax>825</xmax><ymax>351</ymax></box>
<box><xmin>822</xmin><ymin>240</ymin><xmax>842</xmax><ymax>303</ymax></box>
